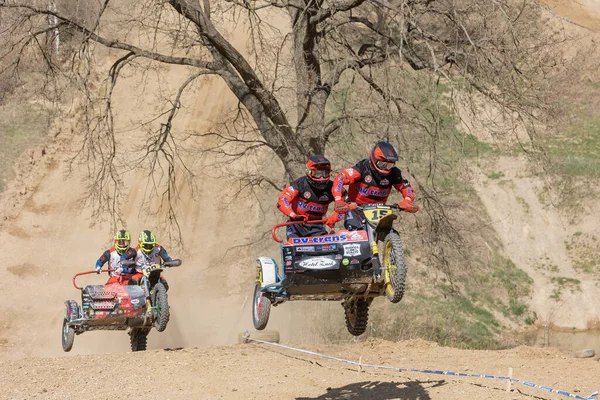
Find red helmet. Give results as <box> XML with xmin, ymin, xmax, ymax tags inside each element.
<box><xmin>370</xmin><ymin>141</ymin><xmax>398</xmax><ymax>175</ymax></box>
<box><xmin>305</xmin><ymin>155</ymin><xmax>331</xmax><ymax>189</ymax></box>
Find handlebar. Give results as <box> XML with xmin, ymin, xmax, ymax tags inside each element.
<box><xmin>351</xmin><ymin>202</ymin><xmax>419</xmax><ymax>213</ymax></box>
<box><xmin>353</xmin><ymin>204</ymin><xmax>401</xmax><ymax>211</ymax></box>
<box><xmin>271</xmin><ymin>219</ymin><xmax>327</xmax><ymax>243</ymax></box>
<box><xmin>164</xmin><ymin>259</ymin><xmax>182</xmax><ymax>267</ymax></box>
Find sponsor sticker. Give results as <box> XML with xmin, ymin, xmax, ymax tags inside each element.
<box><xmin>285</xmin><ymin>261</ymin><xmax>292</xmax><ymax>266</ymax></box>
<box><xmin>298</xmin><ymin>257</ymin><xmax>337</xmax><ymax>270</ymax></box>
<box><xmin>296</xmin><ymin>246</ymin><xmax>316</xmax><ymax>252</ymax></box>
<box><xmin>365</xmin><ymin>175</ymin><xmax>372</xmax><ymax>183</ymax></box>
<box><xmin>350</xmin><ymin>232</ymin><xmax>365</xmax><ymax>241</ymax></box>
<box><xmin>350</xmin><ymin>258</ymin><xmax>360</xmax><ymax>265</ymax></box>
<box><xmin>335</xmin><ymin>254</ymin><xmax>343</xmax><ymax>259</ymax></box>
<box><xmin>343</xmin><ymin>243</ymin><xmax>361</xmax><ymax>256</ymax></box>
<box><xmin>316</xmin><ymin>244</ymin><xmax>337</xmax><ymax>251</ymax></box>
<box><xmin>319</xmin><ymin>195</ymin><xmax>330</xmax><ymax>201</ymax></box>
<box><xmin>292</xmin><ymin>235</ymin><xmax>348</xmax><ymax>244</ymax></box>
<box><xmin>381</xmin><ymin>179</ymin><xmax>389</xmax><ymax>185</ymax></box>
<box><xmin>304</xmin><ymin>191</ymin><xmax>311</xmax><ymax>199</ymax></box>
<box><xmin>342</xmin><ymin>258</ymin><xmax>350</xmax><ymax>266</ymax></box>
<box><xmin>131</xmin><ymin>299</ymin><xmax>139</xmax><ymax>305</ymax></box>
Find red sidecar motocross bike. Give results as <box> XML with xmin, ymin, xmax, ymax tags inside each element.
<box><xmin>253</xmin><ymin>203</ymin><xmax>410</xmax><ymax>336</ymax></box>
<box><xmin>62</xmin><ymin>258</ymin><xmax>182</xmax><ymax>352</ymax></box>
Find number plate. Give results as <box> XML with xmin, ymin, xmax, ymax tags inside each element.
<box><xmin>363</xmin><ymin>207</ymin><xmax>392</xmax><ymax>223</ymax></box>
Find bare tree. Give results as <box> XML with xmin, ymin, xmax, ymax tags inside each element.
<box><xmin>0</xmin><ymin>0</ymin><xmax>565</xmax><ymax>235</ymax></box>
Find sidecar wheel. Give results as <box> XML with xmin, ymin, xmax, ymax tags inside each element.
<box><xmin>382</xmin><ymin>232</ymin><xmax>407</xmax><ymax>303</ymax></box>
<box><xmin>61</xmin><ymin>318</ymin><xmax>75</xmax><ymax>352</ymax></box>
<box><xmin>252</xmin><ymin>283</ymin><xmax>271</xmax><ymax>330</ymax></box>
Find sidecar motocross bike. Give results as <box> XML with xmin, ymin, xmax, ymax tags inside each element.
<box><xmin>253</xmin><ymin>204</ymin><xmax>409</xmax><ymax>336</ymax></box>
<box><xmin>61</xmin><ymin>259</ymin><xmax>182</xmax><ymax>352</ymax></box>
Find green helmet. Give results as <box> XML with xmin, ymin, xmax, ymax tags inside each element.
<box><xmin>139</xmin><ymin>230</ymin><xmax>157</xmax><ymax>255</ymax></box>
<box><xmin>113</xmin><ymin>229</ymin><xmax>131</xmax><ymax>255</ymax></box>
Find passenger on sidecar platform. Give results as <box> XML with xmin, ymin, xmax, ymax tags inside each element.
<box><xmin>277</xmin><ymin>155</ymin><xmax>344</xmax><ymax>239</ymax></box>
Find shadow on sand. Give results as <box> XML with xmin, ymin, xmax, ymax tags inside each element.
<box><xmin>296</xmin><ymin>379</ymin><xmax>446</xmax><ymax>400</ymax></box>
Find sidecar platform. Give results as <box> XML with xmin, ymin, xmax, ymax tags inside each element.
<box><xmin>65</xmin><ymin>283</ymin><xmax>149</xmax><ymax>332</ymax></box>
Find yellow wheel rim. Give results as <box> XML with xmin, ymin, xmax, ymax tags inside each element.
<box><xmin>383</xmin><ymin>241</ymin><xmax>395</xmax><ymax>297</ymax></box>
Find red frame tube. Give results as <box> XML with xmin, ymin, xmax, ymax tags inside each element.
<box><xmin>271</xmin><ymin>219</ymin><xmax>327</xmax><ymax>243</ymax></box>
<box><xmin>72</xmin><ymin>269</ymin><xmax>113</xmax><ymax>290</ymax></box>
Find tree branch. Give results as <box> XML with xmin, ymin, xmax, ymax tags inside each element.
<box><xmin>310</xmin><ymin>0</ymin><xmax>367</xmax><ymax>24</ymax></box>
<box><xmin>2</xmin><ymin>3</ymin><xmax>219</xmax><ymax>70</ymax></box>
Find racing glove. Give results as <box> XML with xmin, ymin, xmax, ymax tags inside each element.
<box><xmin>325</xmin><ymin>213</ymin><xmax>342</xmax><ymax>228</ymax></box>
<box><xmin>95</xmin><ymin>266</ymin><xmax>102</xmax><ymax>274</ymax></box>
<box><xmin>334</xmin><ymin>201</ymin><xmax>355</xmax><ymax>213</ymax></box>
<box><xmin>398</xmin><ymin>198</ymin><xmax>419</xmax><ymax>213</ymax></box>
<box><xmin>289</xmin><ymin>212</ymin><xmax>308</xmax><ymax>223</ymax></box>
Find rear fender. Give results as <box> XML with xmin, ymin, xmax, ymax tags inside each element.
<box><xmin>256</xmin><ymin>257</ymin><xmax>278</xmax><ymax>288</ymax></box>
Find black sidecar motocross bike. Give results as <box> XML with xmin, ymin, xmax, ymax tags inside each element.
<box><xmin>253</xmin><ymin>204</ymin><xmax>409</xmax><ymax>336</ymax></box>
<box><xmin>62</xmin><ymin>259</ymin><xmax>182</xmax><ymax>352</ymax></box>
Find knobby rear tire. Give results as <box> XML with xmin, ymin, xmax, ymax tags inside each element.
<box><xmin>130</xmin><ymin>328</ymin><xmax>149</xmax><ymax>352</ymax></box>
<box><xmin>344</xmin><ymin>298</ymin><xmax>369</xmax><ymax>336</ymax></box>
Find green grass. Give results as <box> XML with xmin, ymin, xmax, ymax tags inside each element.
<box><xmin>366</xmin><ymin>252</ymin><xmax>534</xmax><ymax>349</ymax></box>
<box><xmin>0</xmin><ymin>101</ymin><xmax>51</xmax><ymax>191</ymax></box>
<box><xmin>565</xmin><ymin>232</ymin><xmax>600</xmax><ymax>276</ymax></box>
<box><xmin>549</xmin><ymin>276</ymin><xmax>581</xmax><ymax>301</ymax></box>
<box><xmin>544</xmin><ymin>113</ymin><xmax>600</xmax><ymax>177</ymax></box>
<box><xmin>468</xmin><ymin>254</ymin><xmax>534</xmax><ymax>322</ymax></box>
<box><xmin>369</xmin><ymin>292</ymin><xmax>502</xmax><ymax>349</ymax></box>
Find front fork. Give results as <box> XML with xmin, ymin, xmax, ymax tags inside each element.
<box><xmin>140</xmin><ymin>276</ymin><xmax>153</xmax><ymax>315</ymax></box>
<box><xmin>366</xmin><ymin>224</ymin><xmax>383</xmax><ymax>282</ymax></box>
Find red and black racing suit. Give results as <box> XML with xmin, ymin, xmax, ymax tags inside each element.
<box><xmin>277</xmin><ymin>176</ymin><xmax>341</xmax><ymax>238</ymax></box>
<box><xmin>332</xmin><ymin>159</ymin><xmax>414</xmax><ymax>230</ymax></box>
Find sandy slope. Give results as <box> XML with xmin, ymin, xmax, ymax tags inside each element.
<box><xmin>473</xmin><ymin>157</ymin><xmax>600</xmax><ymax>328</ymax></box>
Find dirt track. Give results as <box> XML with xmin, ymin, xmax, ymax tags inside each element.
<box><xmin>1</xmin><ymin>339</ymin><xmax>598</xmax><ymax>400</ymax></box>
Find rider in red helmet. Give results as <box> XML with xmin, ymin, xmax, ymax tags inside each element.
<box><xmin>331</xmin><ymin>141</ymin><xmax>418</xmax><ymax>229</ymax></box>
<box><xmin>277</xmin><ymin>155</ymin><xmax>343</xmax><ymax>238</ymax></box>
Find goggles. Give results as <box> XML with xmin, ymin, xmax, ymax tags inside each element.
<box><xmin>310</xmin><ymin>168</ymin><xmax>331</xmax><ymax>179</ymax></box>
<box><xmin>142</xmin><ymin>243</ymin><xmax>155</xmax><ymax>251</ymax></box>
<box><xmin>375</xmin><ymin>160</ymin><xmax>395</xmax><ymax>171</ymax></box>
<box><xmin>116</xmin><ymin>239</ymin><xmax>130</xmax><ymax>247</ymax></box>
